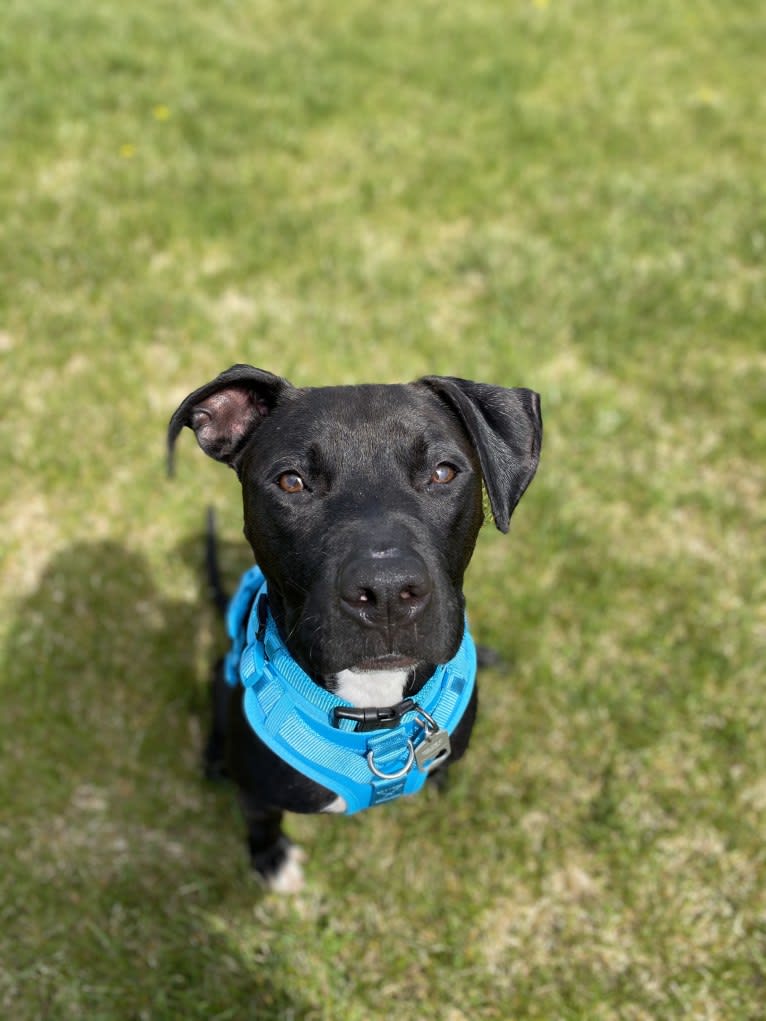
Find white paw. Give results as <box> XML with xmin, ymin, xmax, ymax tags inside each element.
<box><xmin>322</xmin><ymin>795</ymin><xmax>348</xmax><ymax>814</ymax></box>
<box><xmin>266</xmin><ymin>843</ymin><xmax>306</xmax><ymax>894</ymax></box>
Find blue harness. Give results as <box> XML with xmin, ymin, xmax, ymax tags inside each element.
<box><xmin>223</xmin><ymin>566</ymin><xmax>477</xmax><ymax>815</ymax></box>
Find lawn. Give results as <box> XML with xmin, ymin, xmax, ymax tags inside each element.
<box><xmin>1</xmin><ymin>1</ymin><xmax>765</xmax><ymax>1018</ymax></box>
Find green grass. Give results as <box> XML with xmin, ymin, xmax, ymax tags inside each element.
<box><xmin>1</xmin><ymin>1</ymin><xmax>765</xmax><ymax>1018</ymax></box>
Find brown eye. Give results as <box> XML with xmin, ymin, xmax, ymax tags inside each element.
<box><xmin>430</xmin><ymin>463</ymin><xmax>457</xmax><ymax>485</ymax></box>
<box><xmin>278</xmin><ymin>472</ymin><xmax>305</xmax><ymax>493</ymax></box>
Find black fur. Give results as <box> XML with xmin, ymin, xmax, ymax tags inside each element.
<box><xmin>169</xmin><ymin>367</ymin><xmax>541</xmax><ymax>885</ymax></box>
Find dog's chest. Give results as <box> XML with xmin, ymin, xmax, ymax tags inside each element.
<box><xmin>323</xmin><ymin>667</ymin><xmax>410</xmax><ymax>816</ymax></box>
<box><xmin>333</xmin><ymin>668</ymin><xmax>409</xmax><ymax>708</ymax></box>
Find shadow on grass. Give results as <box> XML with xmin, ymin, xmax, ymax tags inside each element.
<box><xmin>1</xmin><ymin>537</ymin><xmax>311</xmax><ymax>1021</ymax></box>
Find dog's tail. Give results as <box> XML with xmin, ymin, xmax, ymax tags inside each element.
<box><xmin>205</xmin><ymin>507</ymin><xmax>229</xmax><ymax>615</ymax></box>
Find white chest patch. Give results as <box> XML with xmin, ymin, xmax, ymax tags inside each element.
<box><xmin>321</xmin><ymin>668</ymin><xmax>411</xmax><ymax>814</ymax></box>
<box><xmin>333</xmin><ymin>668</ymin><xmax>409</xmax><ymax>708</ymax></box>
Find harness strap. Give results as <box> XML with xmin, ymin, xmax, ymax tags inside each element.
<box><xmin>223</xmin><ymin>566</ymin><xmax>477</xmax><ymax>814</ymax></box>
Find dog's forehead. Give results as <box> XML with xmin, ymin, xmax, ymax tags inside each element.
<box><xmin>284</xmin><ymin>383</ymin><xmax>451</xmax><ymax>437</ymax></box>
<box><xmin>250</xmin><ymin>382</ymin><xmax>467</xmax><ymax>470</ymax></box>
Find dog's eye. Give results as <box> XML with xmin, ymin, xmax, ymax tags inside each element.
<box><xmin>277</xmin><ymin>472</ymin><xmax>305</xmax><ymax>494</ymax></box>
<box><xmin>430</xmin><ymin>463</ymin><xmax>457</xmax><ymax>485</ymax></box>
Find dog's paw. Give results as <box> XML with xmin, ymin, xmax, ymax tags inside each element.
<box><xmin>252</xmin><ymin>837</ymin><xmax>306</xmax><ymax>894</ymax></box>
<box><xmin>268</xmin><ymin>843</ymin><xmax>306</xmax><ymax>894</ymax></box>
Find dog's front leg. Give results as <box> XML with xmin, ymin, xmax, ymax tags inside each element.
<box><xmin>238</xmin><ymin>792</ymin><xmax>305</xmax><ymax>893</ymax></box>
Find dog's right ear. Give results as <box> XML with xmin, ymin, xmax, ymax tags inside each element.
<box><xmin>167</xmin><ymin>364</ymin><xmax>294</xmax><ymax>475</ymax></box>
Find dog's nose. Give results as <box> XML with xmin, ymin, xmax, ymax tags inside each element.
<box><xmin>338</xmin><ymin>549</ymin><xmax>432</xmax><ymax>630</ymax></box>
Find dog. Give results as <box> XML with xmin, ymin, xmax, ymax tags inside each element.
<box><xmin>168</xmin><ymin>365</ymin><xmax>542</xmax><ymax>891</ymax></box>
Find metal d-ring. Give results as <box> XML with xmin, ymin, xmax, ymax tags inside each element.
<box><xmin>366</xmin><ymin>740</ymin><xmax>415</xmax><ymax>780</ymax></box>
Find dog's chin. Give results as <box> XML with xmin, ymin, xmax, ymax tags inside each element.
<box><xmin>330</xmin><ymin>656</ymin><xmax>419</xmax><ymax>707</ymax></box>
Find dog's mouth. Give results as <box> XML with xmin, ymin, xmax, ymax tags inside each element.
<box><xmin>350</xmin><ymin>654</ymin><xmax>418</xmax><ymax>672</ymax></box>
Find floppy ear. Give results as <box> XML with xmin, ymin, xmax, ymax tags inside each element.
<box><xmin>167</xmin><ymin>364</ymin><xmax>295</xmax><ymax>474</ymax></box>
<box><xmin>419</xmin><ymin>375</ymin><xmax>542</xmax><ymax>533</ymax></box>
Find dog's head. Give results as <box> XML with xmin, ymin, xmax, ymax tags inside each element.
<box><xmin>168</xmin><ymin>365</ymin><xmax>541</xmax><ymax>685</ymax></box>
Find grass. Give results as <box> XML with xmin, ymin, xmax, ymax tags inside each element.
<box><xmin>1</xmin><ymin>0</ymin><xmax>765</xmax><ymax>1018</ymax></box>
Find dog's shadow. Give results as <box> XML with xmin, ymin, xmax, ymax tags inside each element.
<box><xmin>2</xmin><ymin>536</ymin><xmax>311</xmax><ymax>1019</ymax></box>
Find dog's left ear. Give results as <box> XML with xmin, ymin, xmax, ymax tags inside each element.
<box><xmin>419</xmin><ymin>376</ymin><xmax>542</xmax><ymax>532</ymax></box>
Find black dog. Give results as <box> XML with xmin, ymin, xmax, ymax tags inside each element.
<box><xmin>168</xmin><ymin>365</ymin><xmax>541</xmax><ymax>890</ymax></box>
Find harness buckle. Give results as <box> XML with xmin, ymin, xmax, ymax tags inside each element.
<box><xmin>332</xmin><ymin>698</ymin><xmax>416</xmax><ymax>731</ymax></box>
